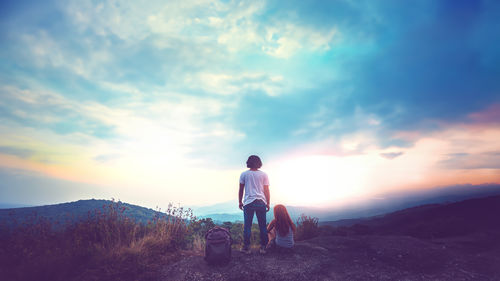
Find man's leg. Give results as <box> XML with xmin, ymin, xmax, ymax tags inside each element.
<box><xmin>243</xmin><ymin>203</ymin><xmax>255</xmax><ymax>249</ymax></box>
<box><xmin>255</xmin><ymin>203</ymin><xmax>268</xmax><ymax>247</ymax></box>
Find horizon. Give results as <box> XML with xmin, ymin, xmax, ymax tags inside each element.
<box><xmin>3</xmin><ymin>182</ymin><xmax>500</xmax><ymax>215</ymax></box>
<box><xmin>1</xmin><ymin>0</ymin><xmax>499</xmax><ymax>210</ymax></box>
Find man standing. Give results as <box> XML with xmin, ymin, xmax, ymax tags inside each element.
<box><xmin>239</xmin><ymin>155</ymin><xmax>270</xmax><ymax>254</ymax></box>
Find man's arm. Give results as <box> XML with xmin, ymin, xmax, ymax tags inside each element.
<box><xmin>264</xmin><ymin>185</ymin><xmax>270</xmax><ymax>211</ymax></box>
<box><xmin>239</xmin><ymin>183</ymin><xmax>244</xmax><ymax>210</ymax></box>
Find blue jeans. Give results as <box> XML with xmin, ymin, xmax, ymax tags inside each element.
<box><xmin>243</xmin><ymin>199</ymin><xmax>268</xmax><ymax>247</ymax></box>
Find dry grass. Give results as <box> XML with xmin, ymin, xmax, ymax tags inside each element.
<box><xmin>296</xmin><ymin>214</ymin><xmax>319</xmax><ymax>241</ymax></box>
<box><xmin>0</xmin><ymin>201</ymin><xmax>195</xmax><ymax>281</ymax></box>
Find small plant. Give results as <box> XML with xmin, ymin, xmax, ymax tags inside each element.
<box><xmin>296</xmin><ymin>214</ymin><xmax>319</xmax><ymax>241</ymax></box>
<box><xmin>191</xmin><ymin>234</ymin><xmax>205</xmax><ymax>253</ymax></box>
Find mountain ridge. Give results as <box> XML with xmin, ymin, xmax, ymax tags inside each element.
<box><xmin>2</xmin><ymin>183</ymin><xmax>500</xmax><ymax>227</ymax></box>
<box><xmin>195</xmin><ymin>183</ymin><xmax>500</xmax><ymax>223</ymax></box>
<box><xmin>0</xmin><ymin>199</ymin><xmax>162</xmax><ymax>228</ymax></box>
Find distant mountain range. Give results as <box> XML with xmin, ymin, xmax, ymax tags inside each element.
<box><xmin>193</xmin><ymin>183</ymin><xmax>500</xmax><ymax>223</ymax></box>
<box><xmin>1</xmin><ymin>183</ymin><xmax>499</xmax><ymax>228</ymax></box>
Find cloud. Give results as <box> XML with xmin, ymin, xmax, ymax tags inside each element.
<box><xmin>468</xmin><ymin>104</ymin><xmax>500</xmax><ymax>125</ymax></box>
<box><xmin>186</xmin><ymin>72</ymin><xmax>284</xmax><ymax>96</ymax></box>
<box><xmin>0</xmin><ymin>81</ymin><xmax>245</xmax><ymax>168</ymax></box>
<box><xmin>439</xmin><ymin>151</ymin><xmax>500</xmax><ymax>170</ymax></box>
<box><xmin>0</xmin><ymin>85</ymin><xmax>118</xmax><ymax>139</ymax></box>
<box><xmin>0</xmin><ymin>146</ymin><xmax>34</xmax><ymax>159</ymax></box>
<box><xmin>64</xmin><ymin>0</ymin><xmax>338</xmax><ymax>59</ymax></box>
<box><xmin>380</xmin><ymin>152</ymin><xmax>404</xmax><ymax>160</ymax></box>
<box><xmin>261</xmin><ymin>24</ymin><xmax>337</xmax><ymax>58</ymax></box>
<box><xmin>93</xmin><ymin>153</ymin><xmax>121</xmax><ymax>163</ymax></box>
<box><xmin>18</xmin><ymin>30</ymin><xmax>112</xmax><ymax>80</ymax></box>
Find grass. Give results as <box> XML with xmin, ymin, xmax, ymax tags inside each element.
<box><xmin>0</xmin><ymin>200</ymin><xmax>194</xmax><ymax>281</ymax></box>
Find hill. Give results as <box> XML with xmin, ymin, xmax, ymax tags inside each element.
<box><xmin>0</xmin><ymin>199</ymin><xmax>162</xmax><ymax>228</ymax></box>
<box><xmin>0</xmin><ymin>203</ymin><xmax>33</xmax><ymax>209</ymax></box>
<box><xmin>161</xmin><ymin>195</ymin><xmax>500</xmax><ymax>281</ymax></box>
<box><xmin>326</xmin><ymin>195</ymin><xmax>500</xmax><ymax>238</ymax></box>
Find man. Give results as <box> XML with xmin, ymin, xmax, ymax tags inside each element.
<box><xmin>239</xmin><ymin>155</ymin><xmax>270</xmax><ymax>254</ymax></box>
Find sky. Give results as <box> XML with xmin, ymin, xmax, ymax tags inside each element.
<box><xmin>0</xmin><ymin>0</ymin><xmax>499</xmax><ymax>209</ymax></box>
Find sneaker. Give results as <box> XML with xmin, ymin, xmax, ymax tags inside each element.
<box><xmin>259</xmin><ymin>246</ymin><xmax>266</xmax><ymax>254</ymax></box>
<box><xmin>240</xmin><ymin>247</ymin><xmax>251</xmax><ymax>254</ymax></box>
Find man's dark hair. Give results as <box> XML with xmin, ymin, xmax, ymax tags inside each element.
<box><xmin>246</xmin><ymin>155</ymin><xmax>262</xmax><ymax>169</ymax></box>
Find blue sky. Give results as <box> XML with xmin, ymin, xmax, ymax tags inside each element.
<box><xmin>1</xmin><ymin>0</ymin><xmax>499</xmax><ymax>208</ymax></box>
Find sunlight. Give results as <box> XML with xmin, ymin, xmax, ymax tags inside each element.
<box><xmin>270</xmin><ymin>155</ymin><xmax>368</xmax><ymax>206</ymax></box>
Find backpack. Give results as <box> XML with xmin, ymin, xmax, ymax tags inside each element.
<box><xmin>204</xmin><ymin>226</ymin><xmax>232</xmax><ymax>265</ymax></box>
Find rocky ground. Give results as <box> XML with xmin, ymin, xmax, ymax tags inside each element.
<box><xmin>161</xmin><ymin>233</ymin><xmax>500</xmax><ymax>281</ymax></box>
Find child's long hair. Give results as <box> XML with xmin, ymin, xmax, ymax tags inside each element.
<box><xmin>273</xmin><ymin>204</ymin><xmax>296</xmax><ymax>237</ymax></box>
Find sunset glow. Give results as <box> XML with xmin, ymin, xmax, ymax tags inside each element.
<box><xmin>269</xmin><ymin>121</ymin><xmax>500</xmax><ymax>206</ymax></box>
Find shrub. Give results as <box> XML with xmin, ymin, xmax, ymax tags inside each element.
<box><xmin>296</xmin><ymin>214</ymin><xmax>319</xmax><ymax>241</ymax></box>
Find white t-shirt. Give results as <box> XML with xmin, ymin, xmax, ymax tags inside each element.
<box><xmin>239</xmin><ymin>170</ymin><xmax>269</xmax><ymax>205</ymax></box>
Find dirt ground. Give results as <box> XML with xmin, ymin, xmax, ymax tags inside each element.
<box><xmin>161</xmin><ymin>234</ymin><xmax>500</xmax><ymax>281</ymax></box>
